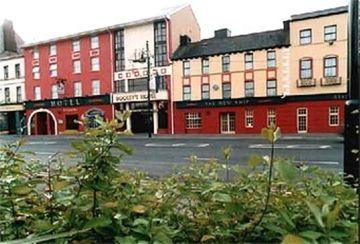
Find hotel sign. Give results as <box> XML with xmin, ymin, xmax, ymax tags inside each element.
<box><xmin>113</xmin><ymin>91</ymin><xmax>168</xmax><ymax>103</ymax></box>
<box><xmin>25</xmin><ymin>95</ymin><xmax>111</xmax><ymax>109</ymax></box>
<box><xmin>114</xmin><ymin>66</ymin><xmax>171</xmax><ymax>80</ymax></box>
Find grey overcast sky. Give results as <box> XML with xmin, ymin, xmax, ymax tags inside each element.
<box><xmin>0</xmin><ymin>0</ymin><xmax>348</xmax><ymax>43</ymax></box>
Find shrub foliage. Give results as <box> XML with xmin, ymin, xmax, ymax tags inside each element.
<box><xmin>0</xmin><ymin>115</ymin><xmax>358</xmax><ymax>243</ymax></box>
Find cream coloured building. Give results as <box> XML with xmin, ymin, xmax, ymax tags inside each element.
<box><xmin>171</xmin><ymin>6</ymin><xmax>348</xmax><ymax>134</ymax></box>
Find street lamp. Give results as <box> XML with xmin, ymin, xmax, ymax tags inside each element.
<box><xmin>133</xmin><ymin>41</ymin><xmax>152</xmax><ymax>138</ymax></box>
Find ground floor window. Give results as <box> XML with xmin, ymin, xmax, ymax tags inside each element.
<box><xmin>245</xmin><ymin>109</ymin><xmax>254</xmax><ymax>128</ymax></box>
<box><xmin>220</xmin><ymin>112</ymin><xmax>235</xmax><ymax>133</ymax></box>
<box><xmin>66</xmin><ymin>115</ymin><xmax>79</xmax><ymax>130</ymax></box>
<box><xmin>185</xmin><ymin>112</ymin><xmax>201</xmax><ymax>129</ymax></box>
<box><xmin>297</xmin><ymin>107</ymin><xmax>308</xmax><ymax>133</ymax></box>
<box><xmin>329</xmin><ymin>106</ymin><xmax>339</xmax><ymax>126</ymax></box>
<box><xmin>267</xmin><ymin>108</ymin><xmax>276</xmax><ymax>127</ymax></box>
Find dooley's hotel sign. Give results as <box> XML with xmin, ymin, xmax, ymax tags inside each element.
<box><xmin>113</xmin><ymin>91</ymin><xmax>168</xmax><ymax>103</ymax></box>
<box><xmin>114</xmin><ymin>66</ymin><xmax>171</xmax><ymax>80</ymax></box>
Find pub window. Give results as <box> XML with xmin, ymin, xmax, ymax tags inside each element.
<box><xmin>183</xmin><ymin>86</ymin><xmax>191</xmax><ymax>101</ymax></box>
<box><xmin>49</xmin><ymin>64</ymin><xmax>57</xmax><ymax>77</ymax></box>
<box><xmin>201</xmin><ymin>84</ymin><xmax>210</xmax><ymax>100</ymax></box>
<box><xmin>128</xmin><ymin>78</ymin><xmax>147</xmax><ymax>92</ymax></box>
<box><xmin>329</xmin><ymin>106</ymin><xmax>339</xmax><ymax>126</ymax></box>
<box><xmin>32</xmin><ymin>66</ymin><xmax>40</xmax><ymax>79</ymax></box>
<box><xmin>245</xmin><ymin>80</ymin><xmax>254</xmax><ymax>97</ymax></box>
<box><xmin>16</xmin><ymin>86</ymin><xmax>22</xmax><ymax>103</ymax></box>
<box><xmin>4</xmin><ymin>87</ymin><xmax>10</xmax><ymax>103</ymax></box>
<box><xmin>300</xmin><ymin>58</ymin><xmax>312</xmax><ymax>79</ymax></box>
<box><xmin>245</xmin><ymin>53</ymin><xmax>253</xmax><ymax>70</ymax></box>
<box><xmin>114</xmin><ymin>29</ymin><xmax>125</xmax><ymax>71</ymax></box>
<box><xmin>324</xmin><ymin>56</ymin><xmax>337</xmax><ymax>77</ymax></box>
<box><xmin>49</xmin><ymin>43</ymin><xmax>57</xmax><ymax>56</ymax></box>
<box><xmin>15</xmin><ymin>63</ymin><xmax>21</xmax><ymax>78</ymax></box>
<box><xmin>267</xmin><ymin>109</ymin><xmax>276</xmax><ymax>127</ymax></box>
<box><xmin>154</xmin><ymin>21</ymin><xmax>167</xmax><ymax>67</ymax></box>
<box><xmin>73</xmin><ymin>60</ymin><xmax>81</xmax><ymax>73</ymax></box>
<box><xmin>267</xmin><ymin>51</ymin><xmax>276</xmax><ymax>68</ymax></box>
<box><xmin>72</xmin><ymin>40</ymin><xmax>80</xmax><ymax>52</ymax></box>
<box><xmin>267</xmin><ymin>80</ymin><xmax>277</xmax><ymax>96</ymax></box>
<box><xmin>245</xmin><ymin>109</ymin><xmax>254</xmax><ymax>128</ymax></box>
<box><xmin>34</xmin><ymin>86</ymin><xmax>41</xmax><ymax>100</ymax></box>
<box><xmin>185</xmin><ymin>112</ymin><xmax>202</xmax><ymax>129</ymax></box>
<box><xmin>74</xmin><ymin>81</ymin><xmax>82</xmax><ymax>97</ymax></box>
<box><xmin>114</xmin><ymin>80</ymin><xmax>126</xmax><ymax>93</ymax></box>
<box><xmin>51</xmin><ymin>84</ymin><xmax>58</xmax><ymax>99</ymax></box>
<box><xmin>3</xmin><ymin>65</ymin><xmax>9</xmax><ymax>79</ymax></box>
<box><xmin>32</xmin><ymin>48</ymin><xmax>39</xmax><ymax>59</ymax></box>
<box><xmin>300</xmin><ymin>29</ymin><xmax>312</xmax><ymax>45</ymax></box>
<box><xmin>91</xmin><ymin>57</ymin><xmax>100</xmax><ymax>71</ymax></box>
<box><xmin>91</xmin><ymin>36</ymin><xmax>99</xmax><ymax>49</ymax></box>
<box><xmin>92</xmin><ymin>80</ymin><xmax>100</xmax><ymax>95</ymax></box>
<box><xmin>183</xmin><ymin>60</ymin><xmax>190</xmax><ymax>76</ymax></box>
<box><xmin>324</xmin><ymin>25</ymin><xmax>337</xmax><ymax>42</ymax></box>
<box><xmin>222</xmin><ymin>83</ymin><xmax>231</xmax><ymax>99</ymax></box>
<box><xmin>202</xmin><ymin>58</ymin><xmax>209</xmax><ymax>74</ymax></box>
<box><xmin>222</xmin><ymin>55</ymin><xmax>230</xmax><ymax>72</ymax></box>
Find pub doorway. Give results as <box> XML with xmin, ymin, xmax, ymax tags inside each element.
<box><xmin>131</xmin><ymin>112</ymin><xmax>153</xmax><ymax>133</ymax></box>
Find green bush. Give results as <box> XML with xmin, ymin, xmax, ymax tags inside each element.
<box><xmin>0</xmin><ymin>116</ymin><xmax>357</xmax><ymax>243</ymax></box>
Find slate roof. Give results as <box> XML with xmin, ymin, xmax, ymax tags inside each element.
<box><xmin>291</xmin><ymin>6</ymin><xmax>348</xmax><ymax>21</ymax></box>
<box><xmin>171</xmin><ymin>29</ymin><xmax>289</xmax><ymax>60</ymax></box>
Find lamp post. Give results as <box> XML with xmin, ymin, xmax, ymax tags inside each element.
<box><xmin>344</xmin><ymin>0</ymin><xmax>359</xmax><ymax>184</ymax></box>
<box><xmin>133</xmin><ymin>41</ymin><xmax>152</xmax><ymax>138</ymax></box>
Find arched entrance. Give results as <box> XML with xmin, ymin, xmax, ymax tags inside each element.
<box><xmin>27</xmin><ymin>109</ymin><xmax>58</xmax><ymax>135</ymax></box>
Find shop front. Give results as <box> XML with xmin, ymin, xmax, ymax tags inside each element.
<box><xmin>174</xmin><ymin>94</ymin><xmax>347</xmax><ymax>134</ymax></box>
<box><xmin>0</xmin><ymin>104</ymin><xmax>25</xmax><ymax>135</ymax></box>
<box><xmin>25</xmin><ymin>95</ymin><xmax>112</xmax><ymax>135</ymax></box>
<box><xmin>113</xmin><ymin>91</ymin><xmax>168</xmax><ymax>134</ymax></box>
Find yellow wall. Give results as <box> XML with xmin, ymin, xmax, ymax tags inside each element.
<box><xmin>172</xmin><ymin>12</ymin><xmax>348</xmax><ymax>102</ymax></box>
<box><xmin>289</xmin><ymin>12</ymin><xmax>347</xmax><ymax>95</ymax></box>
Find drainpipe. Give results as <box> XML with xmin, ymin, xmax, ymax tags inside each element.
<box><xmin>107</xmin><ymin>28</ymin><xmax>115</xmax><ymax>121</ymax></box>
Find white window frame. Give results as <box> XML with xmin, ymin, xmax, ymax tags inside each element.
<box><xmin>300</xmin><ymin>29</ymin><xmax>312</xmax><ymax>45</ymax></box>
<box><xmin>329</xmin><ymin>106</ymin><xmax>339</xmax><ymax>126</ymax></box>
<box><xmin>33</xmin><ymin>49</ymin><xmax>39</xmax><ymax>59</ymax></box>
<box><xmin>245</xmin><ymin>109</ymin><xmax>254</xmax><ymax>128</ymax></box>
<box><xmin>185</xmin><ymin>113</ymin><xmax>202</xmax><ymax>129</ymax></box>
<box><xmin>50</xmin><ymin>43</ymin><xmax>57</xmax><ymax>56</ymax></box>
<box><xmin>91</xmin><ymin>57</ymin><xmax>100</xmax><ymax>71</ymax></box>
<box><xmin>245</xmin><ymin>53</ymin><xmax>253</xmax><ymax>70</ymax></box>
<box><xmin>49</xmin><ymin>64</ymin><xmax>57</xmax><ymax>77</ymax></box>
<box><xmin>267</xmin><ymin>109</ymin><xmax>276</xmax><ymax>127</ymax></box>
<box><xmin>183</xmin><ymin>61</ymin><xmax>190</xmax><ymax>76</ymax></box>
<box><xmin>297</xmin><ymin>107</ymin><xmax>308</xmax><ymax>133</ymax></box>
<box><xmin>34</xmin><ymin>86</ymin><xmax>41</xmax><ymax>100</ymax></box>
<box><xmin>324</xmin><ymin>25</ymin><xmax>337</xmax><ymax>42</ymax></box>
<box><xmin>91</xmin><ymin>36</ymin><xmax>99</xmax><ymax>49</ymax></box>
<box><xmin>183</xmin><ymin>86</ymin><xmax>191</xmax><ymax>101</ymax></box>
<box><xmin>72</xmin><ymin>40</ymin><xmax>80</xmax><ymax>52</ymax></box>
<box><xmin>73</xmin><ymin>60</ymin><xmax>81</xmax><ymax>74</ymax></box>
<box><xmin>92</xmin><ymin>80</ymin><xmax>100</xmax><ymax>95</ymax></box>
<box><xmin>74</xmin><ymin>81</ymin><xmax>82</xmax><ymax>97</ymax></box>
<box><xmin>32</xmin><ymin>66</ymin><xmax>40</xmax><ymax>79</ymax></box>
<box><xmin>51</xmin><ymin>84</ymin><xmax>58</xmax><ymax>99</ymax></box>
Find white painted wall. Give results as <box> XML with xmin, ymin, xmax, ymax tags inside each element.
<box><xmin>0</xmin><ymin>56</ymin><xmax>25</xmax><ymax>104</ymax></box>
<box><xmin>124</xmin><ymin>23</ymin><xmax>155</xmax><ymax>70</ymax></box>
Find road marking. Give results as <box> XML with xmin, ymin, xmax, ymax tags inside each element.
<box><xmin>197</xmin><ymin>143</ymin><xmax>210</xmax><ymax>147</ymax></box>
<box><xmin>294</xmin><ymin>160</ymin><xmax>339</xmax><ymax>165</ymax></box>
<box><xmin>249</xmin><ymin>144</ymin><xmax>332</xmax><ymax>150</ymax></box>
<box><xmin>145</xmin><ymin>143</ymin><xmax>210</xmax><ymax>148</ymax></box>
<box><xmin>182</xmin><ymin>157</ymin><xmax>216</xmax><ymax>161</ymax></box>
<box><xmin>172</xmin><ymin>143</ymin><xmax>186</xmax><ymax>147</ymax></box>
<box><xmin>28</xmin><ymin>141</ymin><xmax>56</xmax><ymax>145</ymax></box>
<box><xmin>35</xmin><ymin>152</ymin><xmax>54</xmax><ymax>155</ymax></box>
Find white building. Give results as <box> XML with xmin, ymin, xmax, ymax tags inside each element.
<box><xmin>111</xmin><ymin>4</ymin><xmax>200</xmax><ymax>134</ymax></box>
<box><xmin>0</xmin><ymin>20</ymin><xmax>25</xmax><ymax>134</ymax></box>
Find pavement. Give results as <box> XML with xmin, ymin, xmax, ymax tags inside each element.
<box><xmin>0</xmin><ymin>133</ymin><xmax>343</xmax><ymax>176</ymax></box>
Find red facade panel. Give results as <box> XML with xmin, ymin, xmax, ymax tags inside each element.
<box><xmin>174</xmin><ymin>100</ymin><xmax>345</xmax><ymax>134</ymax></box>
